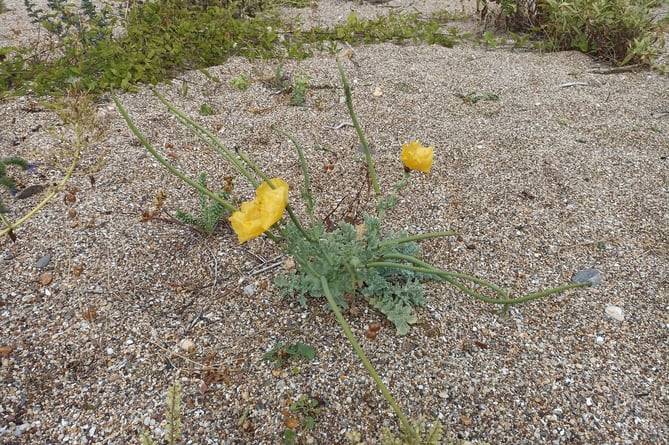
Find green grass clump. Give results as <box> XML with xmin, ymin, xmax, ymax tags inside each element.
<box><xmin>479</xmin><ymin>0</ymin><xmax>668</xmax><ymax>66</ymax></box>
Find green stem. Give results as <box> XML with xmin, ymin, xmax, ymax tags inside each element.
<box><xmin>337</xmin><ymin>59</ymin><xmax>380</xmax><ymax>196</ymax></box>
<box><xmin>112</xmin><ymin>93</ymin><xmax>238</xmax><ymax>214</ymax></box>
<box><xmin>377</xmin><ymin>231</ymin><xmax>457</xmax><ymax>249</ymax></box>
<box><xmin>318</xmin><ymin>275</ymin><xmax>416</xmax><ymax>439</ymax></box>
<box><xmin>379</xmin><ymin>252</ymin><xmax>509</xmax><ymax>297</ymax></box>
<box><xmin>366</xmin><ymin>260</ymin><xmax>591</xmax><ymax>305</ymax></box>
<box><xmin>0</xmin><ymin>213</ymin><xmax>10</xmax><ymax>230</ymax></box>
<box><xmin>272</xmin><ymin>125</ymin><xmax>315</xmax><ymax>220</ymax></box>
<box><xmin>151</xmin><ymin>89</ymin><xmax>259</xmax><ymax>188</ymax></box>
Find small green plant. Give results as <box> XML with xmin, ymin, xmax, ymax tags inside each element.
<box><xmin>290</xmin><ymin>72</ymin><xmax>311</xmax><ymax>105</ymax></box>
<box><xmin>0</xmin><ymin>0</ymin><xmax>8</xmax><ymax>14</ymax></box>
<box><xmin>140</xmin><ymin>382</ymin><xmax>182</xmax><ymax>445</ymax></box>
<box><xmin>174</xmin><ymin>172</ymin><xmax>232</xmax><ymax>235</ymax></box>
<box><xmin>230</xmin><ymin>73</ymin><xmax>251</xmax><ymax>90</ymax></box>
<box><xmin>263</xmin><ymin>342</ymin><xmax>316</xmax><ymax>368</ymax></box>
<box><xmin>283</xmin><ymin>395</ymin><xmax>322</xmax><ymax>443</ymax></box>
<box><xmin>264</xmin><ymin>64</ymin><xmax>311</xmax><ymax>105</ymax></box>
<box><xmin>199</xmin><ymin>103</ymin><xmax>214</xmax><ymax>116</ymax></box>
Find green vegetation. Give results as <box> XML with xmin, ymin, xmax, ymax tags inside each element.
<box><xmin>263</xmin><ymin>342</ymin><xmax>316</xmax><ymax>368</ymax></box>
<box><xmin>478</xmin><ymin>0</ymin><xmax>669</xmax><ymax>66</ymax></box>
<box><xmin>284</xmin><ymin>395</ymin><xmax>322</xmax><ymax>444</ymax></box>
<box><xmin>0</xmin><ymin>1</ymin><xmax>461</xmax><ymax>97</ymax></box>
<box><xmin>0</xmin><ymin>156</ymin><xmax>30</xmax><ymax>214</ymax></box>
<box><xmin>230</xmin><ymin>73</ymin><xmax>251</xmax><ymax>90</ymax></box>
<box><xmin>114</xmin><ymin>61</ymin><xmax>597</xmax><ymax>444</ymax></box>
<box><xmin>174</xmin><ymin>172</ymin><xmax>232</xmax><ymax>235</ymax></box>
<box><xmin>199</xmin><ymin>103</ymin><xmax>214</xmax><ymax>116</ymax></box>
<box><xmin>455</xmin><ymin>91</ymin><xmax>500</xmax><ymax>105</ymax></box>
<box><xmin>1</xmin><ymin>0</ymin><xmax>665</xmax><ymax>98</ymax></box>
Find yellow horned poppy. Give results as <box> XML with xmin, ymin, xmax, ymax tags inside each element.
<box><xmin>229</xmin><ymin>178</ymin><xmax>289</xmax><ymax>243</ymax></box>
<box><xmin>401</xmin><ymin>141</ymin><xmax>433</xmax><ymax>173</ymax></box>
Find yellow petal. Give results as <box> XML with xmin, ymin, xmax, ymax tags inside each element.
<box><xmin>256</xmin><ymin>178</ymin><xmax>289</xmax><ymax>230</ymax></box>
<box><xmin>228</xmin><ymin>178</ymin><xmax>289</xmax><ymax>243</ymax></box>
<box><xmin>229</xmin><ymin>200</ymin><xmax>265</xmax><ymax>243</ymax></box>
<box><xmin>401</xmin><ymin>141</ymin><xmax>433</xmax><ymax>173</ymax></box>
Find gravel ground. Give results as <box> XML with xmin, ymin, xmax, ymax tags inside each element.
<box><xmin>1</xmin><ymin>1</ymin><xmax>669</xmax><ymax>444</ymax></box>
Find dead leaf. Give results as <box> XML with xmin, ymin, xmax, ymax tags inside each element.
<box><xmin>0</xmin><ymin>345</ymin><xmax>13</xmax><ymax>358</ymax></box>
<box><xmin>81</xmin><ymin>309</ymin><xmax>97</xmax><ymax>321</ymax></box>
<box><xmin>284</xmin><ymin>417</ymin><xmax>300</xmax><ymax>429</ymax></box>
<box><xmin>460</xmin><ymin>415</ymin><xmax>472</xmax><ymax>426</ymax></box>
<box><xmin>73</xmin><ymin>265</ymin><xmax>84</xmax><ymax>277</ymax></box>
<box><xmin>40</xmin><ymin>272</ymin><xmax>52</xmax><ymax>286</ymax></box>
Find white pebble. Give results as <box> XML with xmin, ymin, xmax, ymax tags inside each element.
<box><xmin>595</xmin><ymin>336</ymin><xmax>604</xmax><ymax>345</ymax></box>
<box><xmin>178</xmin><ymin>338</ymin><xmax>196</xmax><ymax>353</ymax></box>
<box><xmin>13</xmin><ymin>423</ymin><xmax>30</xmax><ymax>436</ymax></box>
<box><xmin>605</xmin><ymin>305</ymin><xmax>624</xmax><ymax>321</ymax></box>
<box><xmin>106</xmin><ymin>347</ymin><xmax>114</xmax><ymax>355</ymax></box>
<box><xmin>243</xmin><ymin>285</ymin><xmax>255</xmax><ymax>296</ymax></box>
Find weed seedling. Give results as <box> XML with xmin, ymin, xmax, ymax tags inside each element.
<box><xmin>230</xmin><ymin>73</ymin><xmax>251</xmax><ymax>90</ymax></box>
<box><xmin>174</xmin><ymin>172</ymin><xmax>232</xmax><ymax>235</ymax></box>
<box><xmin>199</xmin><ymin>103</ymin><xmax>214</xmax><ymax>116</ymax></box>
<box><xmin>263</xmin><ymin>342</ymin><xmax>316</xmax><ymax>369</ymax></box>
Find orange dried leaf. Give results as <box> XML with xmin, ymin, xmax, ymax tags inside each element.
<box><xmin>284</xmin><ymin>417</ymin><xmax>300</xmax><ymax>429</ymax></box>
<box><xmin>40</xmin><ymin>272</ymin><xmax>52</xmax><ymax>286</ymax></box>
<box><xmin>0</xmin><ymin>345</ymin><xmax>13</xmax><ymax>358</ymax></box>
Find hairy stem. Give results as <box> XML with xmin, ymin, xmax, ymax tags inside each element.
<box><xmin>366</xmin><ymin>259</ymin><xmax>592</xmax><ymax>305</ymax></box>
<box><xmin>319</xmin><ymin>275</ymin><xmax>417</xmax><ymax>439</ymax></box>
<box><xmin>151</xmin><ymin>88</ymin><xmax>259</xmax><ymax>188</ymax></box>
<box><xmin>272</xmin><ymin>125</ymin><xmax>315</xmax><ymax>219</ymax></box>
<box><xmin>337</xmin><ymin>59</ymin><xmax>380</xmax><ymax>195</ymax></box>
<box><xmin>377</xmin><ymin>231</ymin><xmax>457</xmax><ymax>248</ymax></box>
<box><xmin>113</xmin><ymin>93</ymin><xmax>238</xmax><ymax>213</ymax></box>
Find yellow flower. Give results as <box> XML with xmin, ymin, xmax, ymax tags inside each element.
<box><xmin>401</xmin><ymin>141</ymin><xmax>433</xmax><ymax>173</ymax></box>
<box><xmin>229</xmin><ymin>178</ymin><xmax>289</xmax><ymax>243</ymax></box>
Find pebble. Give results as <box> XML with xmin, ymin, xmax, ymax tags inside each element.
<box><xmin>595</xmin><ymin>336</ymin><xmax>604</xmax><ymax>345</ymax></box>
<box><xmin>36</xmin><ymin>254</ymin><xmax>51</xmax><ymax>269</ymax></box>
<box><xmin>243</xmin><ymin>285</ymin><xmax>254</xmax><ymax>296</ymax></box>
<box><xmin>178</xmin><ymin>338</ymin><xmax>196</xmax><ymax>353</ymax></box>
<box><xmin>571</xmin><ymin>268</ymin><xmax>602</xmax><ymax>287</ymax></box>
<box><xmin>605</xmin><ymin>305</ymin><xmax>624</xmax><ymax>321</ymax></box>
<box><xmin>13</xmin><ymin>423</ymin><xmax>30</xmax><ymax>436</ymax></box>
